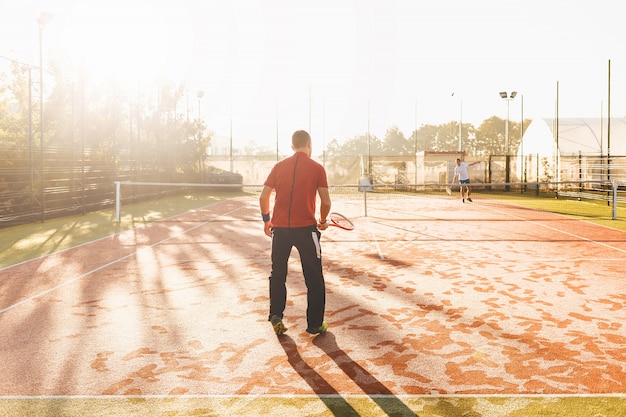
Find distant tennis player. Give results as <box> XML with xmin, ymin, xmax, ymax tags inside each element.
<box><xmin>259</xmin><ymin>130</ymin><xmax>332</xmax><ymax>336</ymax></box>
<box><xmin>452</xmin><ymin>158</ymin><xmax>480</xmax><ymax>203</ymax></box>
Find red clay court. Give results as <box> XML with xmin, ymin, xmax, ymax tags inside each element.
<box><xmin>1</xmin><ymin>192</ymin><xmax>625</xmax><ymax>414</ymax></box>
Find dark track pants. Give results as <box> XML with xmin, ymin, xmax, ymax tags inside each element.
<box><xmin>268</xmin><ymin>226</ymin><xmax>325</xmax><ymax>330</ymax></box>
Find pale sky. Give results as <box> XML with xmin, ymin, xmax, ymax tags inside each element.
<box><xmin>1</xmin><ymin>0</ymin><xmax>625</xmax><ymax>154</ymax></box>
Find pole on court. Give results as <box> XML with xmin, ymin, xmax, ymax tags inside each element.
<box><xmin>612</xmin><ymin>178</ymin><xmax>617</xmax><ymax>220</ymax></box>
<box><xmin>115</xmin><ymin>181</ymin><xmax>121</xmax><ymax>222</ymax></box>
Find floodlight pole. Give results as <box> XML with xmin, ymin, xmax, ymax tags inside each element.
<box><xmin>225</xmin><ymin>102</ymin><xmax>232</xmax><ymax>169</ymax></box>
<box><xmin>521</xmin><ymin>94</ymin><xmax>525</xmax><ymax>189</ymax></box>
<box><xmin>414</xmin><ymin>99</ymin><xmax>418</xmax><ymax>185</ymax></box>
<box><xmin>459</xmin><ymin>99</ymin><xmax>463</xmax><ymax>152</ymax></box>
<box><xmin>38</xmin><ymin>12</ymin><xmax>53</xmax><ymax>222</ymax></box>
<box><xmin>499</xmin><ymin>91</ymin><xmax>517</xmax><ymax>191</ymax></box>
<box><xmin>607</xmin><ymin>59</ymin><xmax>611</xmax><ymax>186</ymax></box>
<box><xmin>452</xmin><ymin>92</ymin><xmax>462</xmax><ymax>152</ymax></box>
<box><xmin>367</xmin><ymin>100</ymin><xmax>371</xmax><ymax>180</ymax></box>
<box><xmin>197</xmin><ymin>90</ymin><xmax>204</xmax><ymax>120</ymax></box>
<box><xmin>197</xmin><ymin>90</ymin><xmax>204</xmax><ymax>176</ymax></box>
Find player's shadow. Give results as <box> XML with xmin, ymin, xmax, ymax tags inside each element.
<box><xmin>279</xmin><ymin>333</ymin><xmax>418</xmax><ymax>417</ymax></box>
<box><xmin>279</xmin><ymin>335</ymin><xmax>361</xmax><ymax>416</ymax></box>
<box><xmin>313</xmin><ymin>332</ymin><xmax>418</xmax><ymax>417</ymax></box>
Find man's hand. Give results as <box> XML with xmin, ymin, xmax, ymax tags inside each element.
<box><xmin>263</xmin><ymin>221</ymin><xmax>273</xmax><ymax>237</ymax></box>
<box><xmin>317</xmin><ymin>219</ymin><xmax>329</xmax><ymax>231</ymax></box>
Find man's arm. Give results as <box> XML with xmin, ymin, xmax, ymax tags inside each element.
<box><xmin>317</xmin><ymin>187</ymin><xmax>331</xmax><ymax>230</ymax></box>
<box><xmin>259</xmin><ymin>185</ymin><xmax>273</xmax><ymax>237</ymax></box>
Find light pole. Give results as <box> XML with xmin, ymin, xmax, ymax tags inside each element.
<box><xmin>499</xmin><ymin>91</ymin><xmax>517</xmax><ymax>190</ymax></box>
<box><xmin>414</xmin><ymin>99</ymin><xmax>418</xmax><ymax>185</ymax></box>
<box><xmin>453</xmin><ymin>93</ymin><xmax>463</xmax><ymax>152</ymax></box>
<box><xmin>38</xmin><ymin>11</ymin><xmax>53</xmax><ymax>222</ymax></box>
<box><xmin>449</xmin><ymin>93</ymin><xmax>454</xmax><ymax>143</ymax></box>
<box><xmin>520</xmin><ymin>94</ymin><xmax>526</xmax><ymax>189</ymax></box>
<box><xmin>197</xmin><ymin>90</ymin><xmax>204</xmax><ymax>120</ymax></box>
<box><xmin>450</xmin><ymin>92</ymin><xmax>463</xmax><ymax>152</ymax></box>
<box><xmin>367</xmin><ymin>100</ymin><xmax>371</xmax><ymax>180</ymax></box>
<box><xmin>196</xmin><ymin>90</ymin><xmax>204</xmax><ymax>176</ymax></box>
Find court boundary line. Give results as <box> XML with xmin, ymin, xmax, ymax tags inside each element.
<box><xmin>1</xmin><ymin>393</ymin><xmax>625</xmax><ymax>399</ymax></box>
<box><xmin>363</xmin><ymin>197</ymin><xmax>626</xmax><ymax>250</ymax></box>
<box><xmin>0</xmin><ymin>205</ymin><xmax>248</xmax><ymax>315</ymax></box>
<box><xmin>0</xmin><ymin>196</ymin><xmax>253</xmax><ymax>272</ymax></box>
<box><xmin>484</xmin><ymin>203</ymin><xmax>626</xmax><ymax>254</ymax></box>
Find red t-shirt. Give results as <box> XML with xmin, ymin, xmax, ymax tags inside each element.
<box><xmin>264</xmin><ymin>151</ymin><xmax>328</xmax><ymax>228</ymax></box>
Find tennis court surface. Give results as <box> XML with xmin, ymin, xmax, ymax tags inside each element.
<box><xmin>1</xmin><ymin>192</ymin><xmax>625</xmax><ymax>416</ymax></box>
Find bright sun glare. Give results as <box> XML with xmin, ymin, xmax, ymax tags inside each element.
<box><xmin>58</xmin><ymin>0</ymin><xmax>193</xmax><ymax>85</ymax></box>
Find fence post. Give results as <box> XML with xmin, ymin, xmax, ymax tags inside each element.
<box><xmin>612</xmin><ymin>178</ymin><xmax>617</xmax><ymax>220</ymax></box>
<box><xmin>115</xmin><ymin>181</ymin><xmax>121</xmax><ymax>222</ymax></box>
<box><xmin>536</xmin><ymin>153</ymin><xmax>540</xmax><ymax>196</ymax></box>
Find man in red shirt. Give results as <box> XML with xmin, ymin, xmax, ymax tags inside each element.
<box><xmin>259</xmin><ymin>130</ymin><xmax>332</xmax><ymax>336</ymax></box>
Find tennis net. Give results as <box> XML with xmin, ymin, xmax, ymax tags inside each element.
<box><xmin>113</xmin><ymin>180</ymin><xmax>626</xmax><ymax>224</ymax></box>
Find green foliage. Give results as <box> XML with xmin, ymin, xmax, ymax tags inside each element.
<box><xmin>1</xmin><ymin>59</ymin><xmax>211</xmax><ymax>178</ymax></box>
<box><xmin>326</xmin><ymin>118</ymin><xmax>526</xmax><ymax>159</ymax></box>
<box><xmin>2</xmin><ymin>49</ymin><xmax>528</xmax><ymax>170</ymax></box>
<box><xmin>326</xmin><ymin>133</ymin><xmax>383</xmax><ymax>158</ymax></box>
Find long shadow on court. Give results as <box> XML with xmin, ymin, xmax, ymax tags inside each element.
<box><xmin>280</xmin><ymin>332</ymin><xmax>418</xmax><ymax>417</ymax></box>
<box><xmin>279</xmin><ymin>335</ymin><xmax>361</xmax><ymax>416</ymax></box>
<box><xmin>313</xmin><ymin>332</ymin><xmax>418</xmax><ymax>417</ymax></box>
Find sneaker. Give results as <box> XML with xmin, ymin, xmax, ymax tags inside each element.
<box><xmin>306</xmin><ymin>322</ymin><xmax>328</xmax><ymax>335</ymax></box>
<box><xmin>270</xmin><ymin>315</ymin><xmax>287</xmax><ymax>336</ymax></box>
<box><xmin>462</xmin><ymin>198</ymin><xmax>465</xmax><ymax>203</ymax></box>
<box><xmin>467</xmin><ymin>197</ymin><xmax>473</xmax><ymax>202</ymax></box>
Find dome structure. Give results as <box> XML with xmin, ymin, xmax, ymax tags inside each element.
<box><xmin>518</xmin><ymin>117</ymin><xmax>626</xmax><ymax>158</ymax></box>
<box><xmin>515</xmin><ymin>117</ymin><xmax>626</xmax><ymax>181</ymax></box>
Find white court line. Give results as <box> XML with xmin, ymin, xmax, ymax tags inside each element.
<box><xmin>0</xmin><ymin>201</ymin><xmax>229</xmax><ymax>272</ymax></box>
<box><xmin>0</xmin><ymin>206</ymin><xmax>246</xmax><ymax>315</ymax></box>
<box><xmin>485</xmin><ymin>204</ymin><xmax>626</xmax><ymax>254</ymax></box>
<box><xmin>1</xmin><ymin>393</ymin><xmax>624</xmax><ymax>399</ymax></box>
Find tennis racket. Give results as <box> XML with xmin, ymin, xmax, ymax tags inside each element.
<box><xmin>446</xmin><ymin>185</ymin><xmax>452</xmax><ymax>195</ymax></box>
<box><xmin>328</xmin><ymin>212</ymin><xmax>354</xmax><ymax>230</ymax></box>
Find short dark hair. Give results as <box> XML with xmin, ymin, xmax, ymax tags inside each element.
<box><xmin>292</xmin><ymin>130</ymin><xmax>311</xmax><ymax>149</ymax></box>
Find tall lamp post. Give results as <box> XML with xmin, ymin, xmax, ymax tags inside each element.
<box><xmin>38</xmin><ymin>11</ymin><xmax>53</xmax><ymax>222</ymax></box>
<box><xmin>197</xmin><ymin>90</ymin><xmax>204</xmax><ymax>120</ymax></box>
<box><xmin>197</xmin><ymin>90</ymin><xmax>204</xmax><ymax>176</ymax></box>
<box><xmin>499</xmin><ymin>91</ymin><xmax>517</xmax><ymax>190</ymax></box>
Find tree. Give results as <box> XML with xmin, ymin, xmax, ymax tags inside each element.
<box><xmin>2</xmin><ymin>63</ymin><xmax>31</xmax><ymax>149</ymax></box>
<box><xmin>325</xmin><ymin>133</ymin><xmax>383</xmax><ymax>157</ymax></box>
<box><xmin>243</xmin><ymin>140</ymin><xmax>275</xmax><ymax>156</ymax></box>
<box><xmin>411</xmin><ymin>124</ymin><xmax>444</xmax><ymax>152</ymax></box>
<box><xmin>381</xmin><ymin>126</ymin><xmax>409</xmax><ymax>155</ymax></box>
<box><xmin>473</xmin><ymin>116</ymin><xmax>525</xmax><ymax>157</ymax></box>
<box><xmin>458</xmin><ymin>122</ymin><xmax>476</xmax><ymax>155</ymax></box>
<box><xmin>474</xmin><ymin>116</ymin><xmax>504</xmax><ymax>156</ymax></box>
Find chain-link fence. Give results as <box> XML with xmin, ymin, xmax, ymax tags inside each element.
<box><xmin>3</xmin><ymin>146</ymin><xmax>626</xmax><ymax>228</ymax></box>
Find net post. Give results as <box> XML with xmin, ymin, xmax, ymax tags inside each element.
<box><xmin>612</xmin><ymin>178</ymin><xmax>617</xmax><ymax>220</ymax></box>
<box><xmin>114</xmin><ymin>181</ymin><xmax>121</xmax><ymax>223</ymax></box>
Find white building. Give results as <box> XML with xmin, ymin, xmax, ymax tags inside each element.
<box><xmin>516</xmin><ymin>117</ymin><xmax>626</xmax><ymax>182</ymax></box>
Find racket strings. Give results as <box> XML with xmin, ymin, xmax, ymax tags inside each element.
<box><xmin>330</xmin><ymin>213</ymin><xmax>354</xmax><ymax>230</ymax></box>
